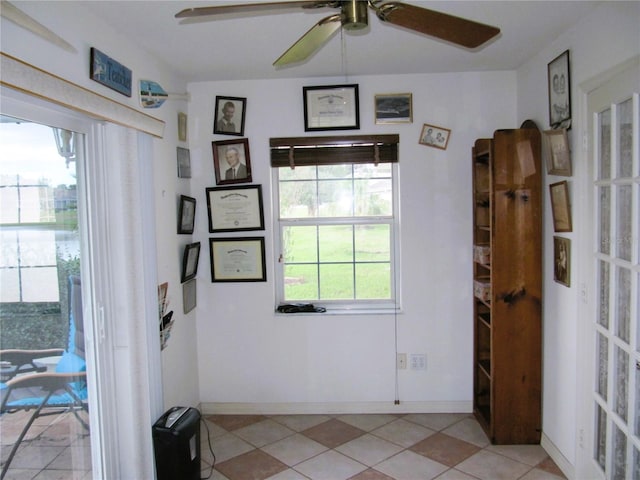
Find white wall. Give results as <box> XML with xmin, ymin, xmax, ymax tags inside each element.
<box><xmin>188</xmin><ymin>72</ymin><xmax>517</xmax><ymax>412</ymax></box>
<box><xmin>0</xmin><ymin>1</ymin><xmax>199</xmax><ymax>410</ymax></box>
<box><xmin>516</xmin><ymin>1</ymin><xmax>640</xmax><ymax>474</ymax></box>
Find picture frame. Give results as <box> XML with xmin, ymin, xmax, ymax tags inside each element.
<box><xmin>550</xmin><ymin>181</ymin><xmax>572</xmax><ymax>232</ymax></box>
<box><xmin>206</xmin><ymin>184</ymin><xmax>265</xmax><ymax>233</ymax></box>
<box><xmin>553</xmin><ymin>236</ymin><xmax>571</xmax><ymax>287</ymax></box>
<box><xmin>303</xmin><ymin>84</ymin><xmax>360</xmax><ymax>131</ymax></box>
<box><xmin>182</xmin><ymin>279</ymin><xmax>197</xmax><ymax>314</ymax></box>
<box><xmin>419</xmin><ymin>123</ymin><xmax>451</xmax><ymax>150</ymax></box>
<box><xmin>209</xmin><ymin>237</ymin><xmax>266</xmax><ymax>282</ymax></box>
<box><xmin>544</xmin><ymin>129</ymin><xmax>572</xmax><ymax>176</ymax></box>
<box><xmin>374</xmin><ymin>93</ymin><xmax>413</xmax><ymax>124</ymax></box>
<box><xmin>178</xmin><ymin>112</ymin><xmax>187</xmax><ymax>142</ymax></box>
<box><xmin>181</xmin><ymin>241</ymin><xmax>201</xmax><ymax>283</ymax></box>
<box><xmin>177</xmin><ymin>146</ymin><xmax>191</xmax><ymax>178</ymax></box>
<box><xmin>213</xmin><ymin>96</ymin><xmax>246</xmax><ymax>136</ymax></box>
<box><xmin>212</xmin><ymin>138</ymin><xmax>252</xmax><ymax>185</ymax></box>
<box><xmin>177</xmin><ymin>195</ymin><xmax>196</xmax><ymax>234</ymax></box>
<box><xmin>547</xmin><ymin>50</ymin><xmax>571</xmax><ymax>129</ymax></box>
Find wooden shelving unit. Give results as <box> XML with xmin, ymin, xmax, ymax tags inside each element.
<box><xmin>472</xmin><ymin>127</ymin><xmax>542</xmax><ymax>444</ymax></box>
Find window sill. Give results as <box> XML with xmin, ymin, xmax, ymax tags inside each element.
<box><xmin>274</xmin><ymin>307</ymin><xmax>402</xmax><ymax>316</ymax></box>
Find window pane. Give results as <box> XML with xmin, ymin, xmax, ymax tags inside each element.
<box><xmin>599</xmin><ymin>108</ymin><xmax>611</xmax><ymax>180</ymax></box>
<box><xmin>617</xmin><ymin>185</ymin><xmax>632</xmax><ymax>261</ymax></box>
<box><xmin>280</xmin><ymin>180</ymin><xmax>317</xmax><ymax>218</ymax></box>
<box><xmin>356</xmin><ymin>263</ymin><xmax>390</xmax><ymax>299</ymax></box>
<box><xmin>598</xmin><ymin>260</ymin><xmax>610</xmax><ymax>328</ymax></box>
<box><xmin>599</xmin><ymin>186</ymin><xmax>611</xmax><ymax>255</ymax></box>
<box><xmin>318</xmin><ymin>180</ymin><xmax>353</xmax><ymax>217</ymax></box>
<box><xmin>354</xmin><ymin>179</ymin><xmax>392</xmax><ymax>216</ymax></box>
<box><xmin>19</xmin><ymin>229</ymin><xmax>57</xmax><ymax>266</ymax></box>
<box><xmin>612</xmin><ymin>423</ymin><xmax>627</xmax><ymax>480</ymax></box>
<box><xmin>284</xmin><ymin>264</ymin><xmax>318</xmax><ymax>300</ymax></box>
<box><xmin>616</xmin><ymin>267</ymin><xmax>631</xmax><ymax>344</ymax></box>
<box><xmin>354</xmin><ymin>163</ymin><xmax>391</xmax><ymax>178</ymax></box>
<box><xmin>613</xmin><ymin>345</ymin><xmax>628</xmax><ymax>422</ymax></box>
<box><xmin>617</xmin><ymin>98</ymin><xmax>633</xmax><ymax>178</ymax></box>
<box><xmin>0</xmin><ymin>269</ymin><xmax>20</xmax><ymax>302</ymax></box>
<box><xmin>597</xmin><ymin>332</ymin><xmax>608</xmax><ymax>400</ymax></box>
<box><xmin>319</xmin><ymin>225</ymin><xmax>353</xmax><ymax>262</ymax></box>
<box><xmin>0</xmin><ymin>185</ymin><xmax>19</xmax><ymax>223</ymax></box>
<box><xmin>595</xmin><ymin>404</ymin><xmax>607</xmax><ymax>471</ymax></box>
<box><xmin>318</xmin><ymin>164</ymin><xmax>351</xmax><ymax>179</ymax></box>
<box><xmin>283</xmin><ymin>226</ymin><xmax>317</xmax><ymax>263</ymax></box>
<box><xmin>21</xmin><ymin>267</ymin><xmax>59</xmax><ymax>302</ymax></box>
<box><xmin>319</xmin><ymin>264</ymin><xmax>353</xmax><ymax>299</ymax></box>
<box><xmin>279</xmin><ymin>165</ymin><xmax>316</xmax><ymax>181</ymax></box>
<box><xmin>355</xmin><ymin>225</ymin><xmax>390</xmax><ymax>261</ymax></box>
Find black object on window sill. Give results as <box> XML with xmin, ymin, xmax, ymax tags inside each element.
<box><xmin>277</xmin><ymin>303</ymin><xmax>326</xmax><ymax>314</ymax></box>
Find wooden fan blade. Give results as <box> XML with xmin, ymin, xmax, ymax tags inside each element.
<box><xmin>376</xmin><ymin>2</ymin><xmax>500</xmax><ymax>48</ymax></box>
<box><xmin>273</xmin><ymin>13</ymin><xmax>342</xmax><ymax>67</ymax></box>
<box><xmin>176</xmin><ymin>1</ymin><xmax>334</xmax><ymax>19</ymax></box>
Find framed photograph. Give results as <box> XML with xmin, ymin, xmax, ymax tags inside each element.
<box><xmin>553</xmin><ymin>236</ymin><xmax>571</xmax><ymax>287</ymax></box>
<box><xmin>548</xmin><ymin>50</ymin><xmax>571</xmax><ymax>128</ymax></box>
<box><xmin>212</xmin><ymin>138</ymin><xmax>252</xmax><ymax>185</ymax></box>
<box><xmin>177</xmin><ymin>146</ymin><xmax>191</xmax><ymax>178</ymax></box>
<box><xmin>303</xmin><ymin>84</ymin><xmax>360</xmax><ymax>131</ymax></box>
<box><xmin>544</xmin><ymin>129</ymin><xmax>572</xmax><ymax>176</ymax></box>
<box><xmin>213</xmin><ymin>96</ymin><xmax>246</xmax><ymax>136</ymax></box>
<box><xmin>550</xmin><ymin>181</ymin><xmax>572</xmax><ymax>232</ymax></box>
<box><xmin>181</xmin><ymin>241</ymin><xmax>201</xmax><ymax>283</ymax></box>
<box><xmin>182</xmin><ymin>279</ymin><xmax>197</xmax><ymax>314</ymax></box>
<box><xmin>178</xmin><ymin>195</ymin><xmax>196</xmax><ymax>234</ymax></box>
<box><xmin>206</xmin><ymin>185</ymin><xmax>265</xmax><ymax>233</ymax></box>
<box><xmin>178</xmin><ymin>112</ymin><xmax>187</xmax><ymax>142</ymax></box>
<box><xmin>374</xmin><ymin>93</ymin><xmax>412</xmax><ymax>124</ymax></box>
<box><xmin>209</xmin><ymin>237</ymin><xmax>266</xmax><ymax>282</ymax></box>
<box><xmin>419</xmin><ymin>123</ymin><xmax>451</xmax><ymax>150</ymax></box>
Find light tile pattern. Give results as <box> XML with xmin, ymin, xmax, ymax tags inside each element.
<box><xmin>201</xmin><ymin>413</ymin><xmax>567</xmax><ymax>480</ymax></box>
<box><xmin>1</xmin><ymin>411</ymin><xmax>567</xmax><ymax>479</ymax></box>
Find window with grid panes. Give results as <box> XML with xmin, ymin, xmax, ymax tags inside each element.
<box><xmin>271</xmin><ymin>135</ymin><xmax>399</xmax><ymax>311</ymax></box>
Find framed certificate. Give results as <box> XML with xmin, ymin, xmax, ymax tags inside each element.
<box><xmin>206</xmin><ymin>185</ymin><xmax>264</xmax><ymax>233</ymax></box>
<box><xmin>303</xmin><ymin>84</ymin><xmax>360</xmax><ymax>131</ymax></box>
<box><xmin>209</xmin><ymin>237</ymin><xmax>266</xmax><ymax>282</ymax></box>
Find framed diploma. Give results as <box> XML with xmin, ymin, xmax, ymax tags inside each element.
<box><xmin>209</xmin><ymin>237</ymin><xmax>266</xmax><ymax>282</ymax></box>
<box><xmin>206</xmin><ymin>185</ymin><xmax>264</xmax><ymax>233</ymax></box>
<box><xmin>303</xmin><ymin>84</ymin><xmax>360</xmax><ymax>131</ymax></box>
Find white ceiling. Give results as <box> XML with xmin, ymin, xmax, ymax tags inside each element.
<box><xmin>79</xmin><ymin>1</ymin><xmax>602</xmax><ymax>83</ymax></box>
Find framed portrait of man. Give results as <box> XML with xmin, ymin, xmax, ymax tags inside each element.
<box><xmin>213</xmin><ymin>96</ymin><xmax>246</xmax><ymax>136</ymax></box>
<box><xmin>212</xmin><ymin>138</ymin><xmax>252</xmax><ymax>185</ymax></box>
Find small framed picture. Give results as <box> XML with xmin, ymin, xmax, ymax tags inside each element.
<box><xmin>177</xmin><ymin>195</ymin><xmax>196</xmax><ymax>234</ymax></box>
<box><xmin>183</xmin><ymin>279</ymin><xmax>197</xmax><ymax>314</ymax></box>
<box><xmin>374</xmin><ymin>93</ymin><xmax>412</xmax><ymax>124</ymax></box>
<box><xmin>303</xmin><ymin>84</ymin><xmax>360</xmax><ymax>131</ymax></box>
<box><xmin>209</xmin><ymin>237</ymin><xmax>266</xmax><ymax>282</ymax></box>
<box><xmin>181</xmin><ymin>242</ymin><xmax>201</xmax><ymax>283</ymax></box>
<box><xmin>206</xmin><ymin>185</ymin><xmax>264</xmax><ymax>233</ymax></box>
<box><xmin>177</xmin><ymin>147</ymin><xmax>191</xmax><ymax>178</ymax></box>
<box><xmin>544</xmin><ymin>129</ymin><xmax>571</xmax><ymax>176</ymax></box>
<box><xmin>553</xmin><ymin>236</ymin><xmax>570</xmax><ymax>287</ymax></box>
<box><xmin>178</xmin><ymin>112</ymin><xmax>187</xmax><ymax>142</ymax></box>
<box><xmin>550</xmin><ymin>181</ymin><xmax>572</xmax><ymax>232</ymax></box>
<box><xmin>548</xmin><ymin>50</ymin><xmax>571</xmax><ymax>129</ymax></box>
<box><xmin>419</xmin><ymin>123</ymin><xmax>451</xmax><ymax>150</ymax></box>
<box><xmin>213</xmin><ymin>96</ymin><xmax>246</xmax><ymax>136</ymax></box>
<box><xmin>212</xmin><ymin>138</ymin><xmax>252</xmax><ymax>185</ymax></box>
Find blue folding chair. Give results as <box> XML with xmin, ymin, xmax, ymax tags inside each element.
<box><xmin>0</xmin><ymin>275</ymin><xmax>88</xmax><ymax>479</ymax></box>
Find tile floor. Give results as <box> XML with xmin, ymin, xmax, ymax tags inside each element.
<box><xmin>1</xmin><ymin>411</ymin><xmax>567</xmax><ymax>480</ymax></box>
<box><xmin>0</xmin><ymin>409</ymin><xmax>92</xmax><ymax>479</ymax></box>
<box><xmin>200</xmin><ymin>413</ymin><xmax>567</xmax><ymax>480</ymax></box>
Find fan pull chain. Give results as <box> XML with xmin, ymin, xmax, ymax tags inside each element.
<box><xmin>341</xmin><ymin>27</ymin><xmax>348</xmax><ymax>81</ymax></box>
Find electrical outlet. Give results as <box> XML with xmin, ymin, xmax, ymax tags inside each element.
<box><xmin>397</xmin><ymin>353</ymin><xmax>407</xmax><ymax>370</ymax></box>
<box><xmin>409</xmin><ymin>354</ymin><xmax>426</xmax><ymax>370</ymax></box>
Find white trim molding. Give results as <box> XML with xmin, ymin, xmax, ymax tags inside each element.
<box><xmin>199</xmin><ymin>401</ymin><xmax>473</xmax><ymax>416</ymax></box>
<box><xmin>0</xmin><ymin>52</ymin><xmax>165</xmax><ymax>138</ymax></box>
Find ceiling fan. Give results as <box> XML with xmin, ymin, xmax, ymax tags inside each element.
<box><xmin>175</xmin><ymin>0</ymin><xmax>500</xmax><ymax>67</ymax></box>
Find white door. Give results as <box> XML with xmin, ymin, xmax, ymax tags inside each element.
<box><xmin>579</xmin><ymin>58</ymin><xmax>639</xmax><ymax>479</ymax></box>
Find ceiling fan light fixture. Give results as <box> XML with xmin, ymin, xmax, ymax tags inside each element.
<box><xmin>341</xmin><ymin>0</ymin><xmax>368</xmax><ymax>30</ymax></box>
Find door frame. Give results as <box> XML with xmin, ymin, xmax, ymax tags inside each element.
<box><xmin>575</xmin><ymin>56</ymin><xmax>640</xmax><ymax>479</ymax></box>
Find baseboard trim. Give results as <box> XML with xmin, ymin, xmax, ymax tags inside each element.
<box><xmin>540</xmin><ymin>433</ymin><xmax>575</xmax><ymax>480</ymax></box>
<box><xmin>198</xmin><ymin>401</ymin><xmax>473</xmax><ymax>416</ymax></box>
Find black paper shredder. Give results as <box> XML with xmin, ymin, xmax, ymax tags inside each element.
<box><xmin>152</xmin><ymin>406</ymin><xmax>201</xmax><ymax>480</ymax></box>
